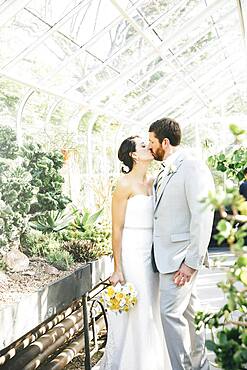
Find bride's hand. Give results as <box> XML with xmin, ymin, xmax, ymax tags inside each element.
<box><xmin>109</xmin><ymin>271</ymin><xmax>125</xmax><ymax>286</ymax></box>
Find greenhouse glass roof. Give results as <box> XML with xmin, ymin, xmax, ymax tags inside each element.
<box><xmin>0</xmin><ymin>0</ymin><xmax>247</xmax><ymax>135</ymax></box>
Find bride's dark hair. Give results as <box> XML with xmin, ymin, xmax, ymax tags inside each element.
<box><xmin>118</xmin><ymin>136</ymin><xmax>139</xmax><ymax>174</ymax></box>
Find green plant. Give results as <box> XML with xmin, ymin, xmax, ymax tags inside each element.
<box><xmin>229</xmin><ymin>123</ymin><xmax>246</xmax><ymax>142</ymax></box>
<box><xmin>0</xmin><ymin>166</ymin><xmax>37</xmax><ymax>247</ymax></box>
<box><xmin>207</xmin><ymin>124</ymin><xmax>246</xmax><ymax>182</ymax></box>
<box><xmin>62</xmin><ymin>222</ymin><xmax>111</xmax><ymax>262</ymax></box>
<box><xmin>0</xmin><ymin>126</ymin><xmax>71</xmax><ymax>253</ymax></box>
<box><xmin>82</xmin><ymin>224</ymin><xmax>111</xmax><ymax>253</ymax></box>
<box><xmin>196</xmin><ymin>125</ymin><xmax>247</xmax><ymax>370</ymax></box>
<box><xmin>58</xmin><ymin>229</ymin><xmax>84</xmax><ymax>242</ymax></box>
<box><xmin>205</xmin><ymin>187</ymin><xmax>247</xmax><ymax>251</ymax></box>
<box><xmin>21</xmin><ymin>232</ymin><xmax>61</xmax><ymax>257</ymax></box>
<box><xmin>45</xmin><ymin>249</ymin><xmax>74</xmax><ymax>271</ymax></box>
<box><xmin>208</xmin><ymin>142</ymin><xmax>247</xmax><ymax>183</ymax></box>
<box><xmin>0</xmin><ymin>125</ymin><xmax>18</xmax><ymax>159</ymax></box>
<box><xmin>70</xmin><ymin>208</ymin><xmax>103</xmax><ymax>233</ymax></box>
<box><xmin>21</xmin><ymin>232</ymin><xmax>74</xmax><ymax>270</ymax></box>
<box><xmin>30</xmin><ymin>208</ymin><xmax>76</xmax><ymax>233</ymax></box>
<box><xmin>0</xmin><ymin>258</ymin><xmax>7</xmax><ymax>271</ymax></box>
<box><xmin>20</xmin><ymin>142</ymin><xmax>71</xmax><ymax>215</ymax></box>
<box><xmin>63</xmin><ymin>239</ymin><xmax>98</xmax><ymax>262</ymax></box>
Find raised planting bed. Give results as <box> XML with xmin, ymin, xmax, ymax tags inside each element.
<box><xmin>0</xmin><ymin>255</ymin><xmax>113</xmax><ymax>352</ymax></box>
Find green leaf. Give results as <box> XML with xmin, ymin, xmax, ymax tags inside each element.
<box><xmin>206</xmin><ymin>340</ymin><xmax>218</xmax><ymax>352</ymax></box>
<box><xmin>218</xmin><ymin>331</ymin><xmax>228</xmax><ymax>345</ymax></box>
<box><xmin>229</xmin><ymin>123</ymin><xmax>246</xmax><ymax>136</ymax></box>
<box><xmin>87</xmin><ymin>208</ymin><xmax>103</xmax><ymax>225</ymax></box>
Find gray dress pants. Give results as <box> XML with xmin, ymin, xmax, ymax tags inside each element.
<box><xmin>159</xmin><ymin>272</ymin><xmax>210</xmax><ymax>370</ymax></box>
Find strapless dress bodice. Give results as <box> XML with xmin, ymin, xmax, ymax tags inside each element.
<box><xmin>123</xmin><ymin>194</ymin><xmax>153</xmax><ymax>229</ymax></box>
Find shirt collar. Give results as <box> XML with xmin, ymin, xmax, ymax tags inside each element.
<box><xmin>162</xmin><ymin>148</ymin><xmax>182</xmax><ymax>167</ymax></box>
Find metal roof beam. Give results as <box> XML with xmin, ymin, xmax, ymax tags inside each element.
<box><xmin>0</xmin><ymin>70</ymin><xmax>135</xmax><ymax>126</ymax></box>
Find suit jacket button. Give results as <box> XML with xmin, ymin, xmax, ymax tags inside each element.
<box><xmin>154</xmin><ymin>216</ymin><xmax>157</xmax><ymax>220</ymax></box>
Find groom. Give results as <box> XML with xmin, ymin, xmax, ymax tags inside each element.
<box><xmin>148</xmin><ymin>118</ymin><xmax>214</xmax><ymax>370</ymax></box>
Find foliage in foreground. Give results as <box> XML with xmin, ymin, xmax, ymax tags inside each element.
<box><xmin>196</xmin><ymin>125</ymin><xmax>247</xmax><ymax>370</ymax></box>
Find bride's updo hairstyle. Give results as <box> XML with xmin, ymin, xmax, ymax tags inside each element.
<box><xmin>118</xmin><ymin>136</ymin><xmax>139</xmax><ymax>174</ymax></box>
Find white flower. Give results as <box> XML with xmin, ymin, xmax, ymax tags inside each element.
<box><xmin>121</xmin><ymin>163</ymin><xmax>129</xmax><ymax>173</ymax></box>
<box><xmin>114</xmin><ymin>283</ymin><xmax>121</xmax><ymax>292</ymax></box>
<box><xmin>120</xmin><ymin>299</ymin><xmax>126</xmax><ymax>307</ymax></box>
<box><xmin>167</xmin><ymin>163</ymin><xmax>177</xmax><ymax>175</ymax></box>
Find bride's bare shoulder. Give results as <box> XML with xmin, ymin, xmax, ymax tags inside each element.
<box><xmin>112</xmin><ymin>175</ymin><xmax>132</xmax><ymax>199</ymax></box>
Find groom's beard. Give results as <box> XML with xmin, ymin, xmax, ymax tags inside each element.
<box><xmin>151</xmin><ymin>147</ymin><xmax>165</xmax><ymax>161</ymax></box>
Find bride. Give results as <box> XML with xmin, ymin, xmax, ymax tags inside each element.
<box><xmin>96</xmin><ymin>136</ymin><xmax>171</xmax><ymax>370</ymax></box>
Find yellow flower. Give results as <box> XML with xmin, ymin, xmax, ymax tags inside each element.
<box><xmin>101</xmin><ymin>282</ymin><xmax>138</xmax><ymax>313</ymax></box>
<box><xmin>131</xmin><ymin>297</ymin><xmax>137</xmax><ymax>305</ymax></box>
<box><xmin>116</xmin><ymin>292</ymin><xmax>124</xmax><ymax>300</ymax></box>
<box><xmin>110</xmin><ymin>297</ymin><xmax>118</xmax><ymax>305</ymax></box>
<box><xmin>107</xmin><ymin>286</ymin><xmax>115</xmax><ymax>297</ymax></box>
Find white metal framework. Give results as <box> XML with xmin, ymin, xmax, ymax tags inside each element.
<box><xmin>0</xmin><ymin>0</ymin><xmax>246</xmax><ymax>144</ymax></box>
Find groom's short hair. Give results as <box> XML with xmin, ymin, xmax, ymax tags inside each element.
<box><xmin>149</xmin><ymin>117</ymin><xmax>181</xmax><ymax>146</ymax></box>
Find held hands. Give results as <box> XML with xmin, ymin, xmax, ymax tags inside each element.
<box><xmin>109</xmin><ymin>271</ymin><xmax>125</xmax><ymax>286</ymax></box>
<box><xmin>173</xmin><ymin>263</ymin><xmax>196</xmax><ymax>287</ymax></box>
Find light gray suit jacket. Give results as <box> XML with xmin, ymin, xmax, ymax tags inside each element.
<box><xmin>153</xmin><ymin>150</ymin><xmax>215</xmax><ymax>273</ymax></box>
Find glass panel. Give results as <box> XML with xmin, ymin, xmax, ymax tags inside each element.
<box><xmin>6</xmin><ymin>31</ymin><xmax>79</xmax><ymax>83</ymax></box>
<box><xmin>201</xmin><ymin>75</ymin><xmax>239</xmax><ymax>102</ymax></box>
<box><xmin>86</xmin><ymin>21</ymin><xmax>139</xmax><ymax>62</ymax></box>
<box><xmin>26</xmin><ymin>0</ymin><xmax>85</xmax><ymax>26</ymax></box>
<box><xmin>21</xmin><ymin>91</ymin><xmax>57</xmax><ymax>127</ymax></box>
<box><xmin>159</xmin><ymin>2</ymin><xmax>236</xmax><ymax>61</ymax></box>
<box><xmin>190</xmin><ymin>54</ymin><xmax>240</xmax><ymax>92</ymax></box>
<box><xmin>75</xmin><ymin>38</ymin><xmax>153</xmax><ymax>101</ymax></box>
<box><xmin>168</xmin><ymin>29</ymin><xmax>218</xmax><ymax>67</ymax></box>
<box><xmin>47</xmin><ymin>52</ymin><xmax>102</xmax><ymax>92</ymax></box>
<box><xmin>100</xmin><ymin>55</ymin><xmax>165</xmax><ymax>107</ymax></box>
<box><xmin>154</xmin><ymin>0</ymin><xmax>208</xmax><ymax>40</ymax></box>
<box><xmin>0</xmin><ymin>76</ymin><xmax>27</xmax><ymax>126</ymax></box>
<box><xmin>134</xmin><ymin>0</ymin><xmax>188</xmax><ymax>25</ymax></box>
<box><xmin>0</xmin><ymin>9</ymin><xmax>49</xmax><ymax>68</ymax></box>
<box><xmin>172</xmin><ymin>97</ymin><xmax>204</xmax><ymax>121</ymax></box>
<box><xmin>0</xmin><ymin>0</ymin><xmax>8</xmax><ymax>6</ymax></box>
<box><xmin>148</xmin><ymin>76</ymin><xmax>185</xmax><ymax>101</ymax></box>
<box><xmin>224</xmin><ymin>93</ymin><xmax>247</xmax><ymax>115</ymax></box>
<box><xmin>129</xmin><ymin>56</ymin><xmax>164</xmax><ymax>83</ymax></box>
<box><xmin>134</xmin><ymin>97</ymin><xmax>167</xmax><ymax>121</ymax></box>
<box><xmin>60</xmin><ymin>0</ymin><xmax>121</xmax><ymax>48</ymax></box>
<box><xmin>114</xmin><ymin>67</ymin><xmax>175</xmax><ymax>114</ymax></box>
<box><xmin>168</xmin><ymin>21</ymin><xmax>217</xmax><ymax>58</ymax></box>
<box><xmin>176</xmin><ymin>34</ymin><xmax>241</xmax><ymax>80</ymax></box>
<box><xmin>73</xmin><ymin>66</ymin><xmax>119</xmax><ymax>99</ymax></box>
<box><xmin>155</xmin><ymin>0</ymin><xmax>235</xmax><ymax>42</ymax></box>
<box><xmin>124</xmin><ymin>93</ymin><xmax>154</xmax><ymax>114</ymax></box>
<box><xmin>21</xmin><ymin>90</ymin><xmax>80</xmax><ymax>141</ymax></box>
<box><xmin>108</xmin><ymin>36</ymin><xmax>148</xmax><ymax>72</ymax></box>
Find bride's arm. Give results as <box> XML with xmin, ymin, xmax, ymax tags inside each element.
<box><xmin>109</xmin><ymin>181</ymin><xmax>129</xmax><ymax>286</ymax></box>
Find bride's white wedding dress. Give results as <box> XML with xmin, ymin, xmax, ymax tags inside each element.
<box><xmin>96</xmin><ymin>195</ymin><xmax>172</xmax><ymax>370</ymax></box>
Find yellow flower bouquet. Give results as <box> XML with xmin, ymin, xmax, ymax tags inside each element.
<box><xmin>101</xmin><ymin>282</ymin><xmax>138</xmax><ymax>313</ymax></box>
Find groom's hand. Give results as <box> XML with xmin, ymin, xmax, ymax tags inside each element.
<box><xmin>173</xmin><ymin>263</ymin><xmax>196</xmax><ymax>286</ymax></box>
<box><xmin>109</xmin><ymin>271</ymin><xmax>125</xmax><ymax>286</ymax></box>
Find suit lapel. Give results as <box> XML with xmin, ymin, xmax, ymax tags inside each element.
<box><xmin>154</xmin><ymin>154</ymin><xmax>185</xmax><ymax>213</ymax></box>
